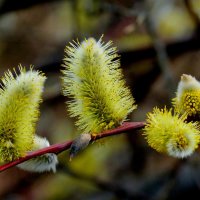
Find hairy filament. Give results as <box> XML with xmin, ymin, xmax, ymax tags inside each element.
<box><xmin>0</xmin><ymin>66</ymin><xmax>46</xmax><ymax>162</ymax></box>
<box><xmin>62</xmin><ymin>37</ymin><xmax>136</xmax><ymax>133</ymax></box>
<box><xmin>143</xmin><ymin>107</ymin><xmax>200</xmax><ymax>158</ymax></box>
<box><xmin>173</xmin><ymin>74</ymin><xmax>200</xmax><ymax>117</ymax></box>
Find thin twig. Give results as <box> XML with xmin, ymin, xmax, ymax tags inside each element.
<box><xmin>0</xmin><ymin>121</ymin><xmax>145</xmax><ymax>172</ymax></box>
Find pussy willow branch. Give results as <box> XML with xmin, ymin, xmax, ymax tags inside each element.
<box><xmin>0</xmin><ymin>121</ymin><xmax>145</xmax><ymax>172</ymax></box>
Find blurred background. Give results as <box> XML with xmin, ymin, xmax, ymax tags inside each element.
<box><xmin>0</xmin><ymin>0</ymin><xmax>200</xmax><ymax>199</ymax></box>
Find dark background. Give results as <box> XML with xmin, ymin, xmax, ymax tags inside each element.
<box><xmin>0</xmin><ymin>0</ymin><xmax>200</xmax><ymax>199</ymax></box>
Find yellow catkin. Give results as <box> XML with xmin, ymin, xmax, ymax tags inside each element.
<box><xmin>62</xmin><ymin>37</ymin><xmax>137</xmax><ymax>133</ymax></box>
<box><xmin>143</xmin><ymin>107</ymin><xmax>200</xmax><ymax>158</ymax></box>
<box><xmin>0</xmin><ymin>66</ymin><xmax>46</xmax><ymax>162</ymax></box>
<box><xmin>173</xmin><ymin>74</ymin><xmax>200</xmax><ymax>117</ymax></box>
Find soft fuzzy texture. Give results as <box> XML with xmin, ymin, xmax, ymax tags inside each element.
<box><xmin>62</xmin><ymin>37</ymin><xmax>136</xmax><ymax>133</ymax></box>
<box><xmin>143</xmin><ymin>107</ymin><xmax>200</xmax><ymax>158</ymax></box>
<box><xmin>0</xmin><ymin>66</ymin><xmax>46</xmax><ymax>162</ymax></box>
<box><xmin>18</xmin><ymin>135</ymin><xmax>58</xmax><ymax>173</ymax></box>
<box><xmin>173</xmin><ymin>74</ymin><xmax>200</xmax><ymax>116</ymax></box>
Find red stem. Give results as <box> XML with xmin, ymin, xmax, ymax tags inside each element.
<box><xmin>0</xmin><ymin>121</ymin><xmax>145</xmax><ymax>172</ymax></box>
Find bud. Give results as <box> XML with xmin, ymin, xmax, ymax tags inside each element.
<box><xmin>69</xmin><ymin>133</ymin><xmax>91</xmax><ymax>160</ymax></box>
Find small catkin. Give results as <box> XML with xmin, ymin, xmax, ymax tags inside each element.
<box><xmin>173</xmin><ymin>74</ymin><xmax>200</xmax><ymax>117</ymax></box>
<box><xmin>0</xmin><ymin>66</ymin><xmax>46</xmax><ymax>162</ymax></box>
<box><xmin>62</xmin><ymin>37</ymin><xmax>136</xmax><ymax>133</ymax></box>
<box><xmin>143</xmin><ymin>107</ymin><xmax>200</xmax><ymax>158</ymax></box>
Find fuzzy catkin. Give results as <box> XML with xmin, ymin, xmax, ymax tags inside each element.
<box><xmin>173</xmin><ymin>74</ymin><xmax>200</xmax><ymax>117</ymax></box>
<box><xmin>62</xmin><ymin>37</ymin><xmax>136</xmax><ymax>133</ymax></box>
<box><xmin>143</xmin><ymin>107</ymin><xmax>200</xmax><ymax>158</ymax></box>
<box><xmin>0</xmin><ymin>66</ymin><xmax>46</xmax><ymax>162</ymax></box>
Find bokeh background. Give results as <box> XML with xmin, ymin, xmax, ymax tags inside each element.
<box><xmin>0</xmin><ymin>0</ymin><xmax>200</xmax><ymax>199</ymax></box>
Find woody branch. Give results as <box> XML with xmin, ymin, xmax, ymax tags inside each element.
<box><xmin>0</xmin><ymin>121</ymin><xmax>145</xmax><ymax>172</ymax></box>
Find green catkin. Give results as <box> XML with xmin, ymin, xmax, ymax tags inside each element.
<box><xmin>0</xmin><ymin>66</ymin><xmax>46</xmax><ymax>162</ymax></box>
<box><xmin>62</xmin><ymin>37</ymin><xmax>137</xmax><ymax>133</ymax></box>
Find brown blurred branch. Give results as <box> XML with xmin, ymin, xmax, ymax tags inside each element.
<box><xmin>184</xmin><ymin>0</ymin><xmax>200</xmax><ymax>34</ymax></box>
<box><xmin>0</xmin><ymin>121</ymin><xmax>145</xmax><ymax>173</ymax></box>
<box><xmin>143</xmin><ymin>0</ymin><xmax>176</xmax><ymax>96</ymax></box>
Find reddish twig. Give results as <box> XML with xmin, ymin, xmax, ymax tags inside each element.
<box><xmin>0</xmin><ymin>121</ymin><xmax>145</xmax><ymax>172</ymax></box>
<box><xmin>92</xmin><ymin>122</ymin><xmax>145</xmax><ymax>140</ymax></box>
